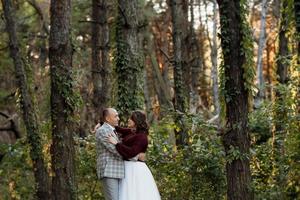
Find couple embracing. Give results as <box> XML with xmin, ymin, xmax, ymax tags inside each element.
<box><xmin>95</xmin><ymin>108</ymin><xmax>161</xmax><ymax>200</ymax></box>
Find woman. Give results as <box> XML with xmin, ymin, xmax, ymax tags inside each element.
<box><xmin>106</xmin><ymin>111</ymin><xmax>161</xmax><ymax>200</ymax></box>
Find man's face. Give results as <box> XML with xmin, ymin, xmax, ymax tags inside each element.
<box><xmin>106</xmin><ymin>109</ymin><xmax>119</xmax><ymax>127</ymax></box>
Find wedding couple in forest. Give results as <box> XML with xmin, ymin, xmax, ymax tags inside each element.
<box><xmin>94</xmin><ymin>108</ymin><xmax>161</xmax><ymax>200</ymax></box>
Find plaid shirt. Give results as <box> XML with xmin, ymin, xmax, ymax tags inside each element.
<box><xmin>95</xmin><ymin>123</ymin><xmax>125</xmax><ymax>179</ymax></box>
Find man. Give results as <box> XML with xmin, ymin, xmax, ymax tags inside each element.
<box><xmin>95</xmin><ymin>108</ymin><xmax>144</xmax><ymax>200</ymax></box>
<box><xmin>95</xmin><ymin>108</ymin><xmax>123</xmax><ymax>200</ymax></box>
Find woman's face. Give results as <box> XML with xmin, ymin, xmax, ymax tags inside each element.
<box><xmin>127</xmin><ymin>118</ymin><xmax>136</xmax><ymax>128</ymax></box>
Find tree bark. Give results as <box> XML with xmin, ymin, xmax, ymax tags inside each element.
<box><xmin>295</xmin><ymin>0</ymin><xmax>300</xmax><ymax>54</ymax></box>
<box><xmin>115</xmin><ymin>0</ymin><xmax>143</xmax><ymax>123</ymax></box>
<box><xmin>146</xmin><ymin>33</ymin><xmax>173</xmax><ymax>109</ymax></box>
<box><xmin>211</xmin><ymin>0</ymin><xmax>220</xmax><ymax>118</ymax></box>
<box><xmin>273</xmin><ymin>0</ymin><xmax>290</xmax><ymax>196</ymax></box>
<box><xmin>189</xmin><ymin>0</ymin><xmax>202</xmax><ymax>114</ymax></box>
<box><xmin>256</xmin><ymin>0</ymin><xmax>268</xmax><ymax>103</ymax></box>
<box><xmin>181</xmin><ymin>0</ymin><xmax>191</xmax><ymax>101</ymax></box>
<box><xmin>1</xmin><ymin>0</ymin><xmax>51</xmax><ymax>199</ymax></box>
<box><xmin>170</xmin><ymin>0</ymin><xmax>188</xmax><ymax>147</ymax></box>
<box><xmin>49</xmin><ymin>0</ymin><xmax>76</xmax><ymax>199</ymax></box>
<box><xmin>91</xmin><ymin>0</ymin><xmax>111</xmax><ymax>123</ymax></box>
<box><xmin>151</xmin><ymin>6</ymin><xmax>173</xmax><ymax>114</ymax></box>
<box><xmin>217</xmin><ymin>0</ymin><xmax>253</xmax><ymax>199</ymax></box>
<box><xmin>295</xmin><ymin>0</ymin><xmax>300</xmax><ymax>115</ymax></box>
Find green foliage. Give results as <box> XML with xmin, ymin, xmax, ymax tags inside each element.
<box><xmin>0</xmin><ymin>139</ymin><xmax>34</xmax><ymax>200</ymax></box>
<box><xmin>75</xmin><ymin>135</ymin><xmax>104</xmax><ymax>200</ymax></box>
<box><xmin>52</xmin><ymin>69</ymin><xmax>83</xmax><ymax>119</ymax></box>
<box><xmin>240</xmin><ymin>0</ymin><xmax>256</xmax><ymax>96</ymax></box>
<box><xmin>147</xmin><ymin>115</ymin><xmax>226</xmax><ymax>200</ymax></box>
<box><xmin>249</xmin><ymin>101</ymin><xmax>272</xmax><ymax>144</ymax></box>
<box><xmin>249</xmin><ymin>82</ymin><xmax>300</xmax><ymax>199</ymax></box>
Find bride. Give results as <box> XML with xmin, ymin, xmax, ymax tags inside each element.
<box><xmin>106</xmin><ymin>110</ymin><xmax>161</xmax><ymax>200</ymax></box>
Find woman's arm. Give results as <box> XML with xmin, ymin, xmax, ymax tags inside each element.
<box><xmin>116</xmin><ymin>135</ymin><xmax>148</xmax><ymax>159</ymax></box>
<box><xmin>115</xmin><ymin>126</ymin><xmax>133</xmax><ymax>137</ymax></box>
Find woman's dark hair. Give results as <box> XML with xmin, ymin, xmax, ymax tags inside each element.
<box><xmin>130</xmin><ymin>111</ymin><xmax>149</xmax><ymax>134</ymax></box>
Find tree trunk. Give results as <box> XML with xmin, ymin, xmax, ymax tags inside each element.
<box><xmin>1</xmin><ymin>0</ymin><xmax>51</xmax><ymax>199</ymax></box>
<box><xmin>49</xmin><ymin>0</ymin><xmax>76</xmax><ymax>199</ymax></box>
<box><xmin>146</xmin><ymin>33</ymin><xmax>173</xmax><ymax>109</ymax></box>
<box><xmin>256</xmin><ymin>0</ymin><xmax>268</xmax><ymax>104</ymax></box>
<box><xmin>211</xmin><ymin>0</ymin><xmax>220</xmax><ymax>118</ymax></box>
<box><xmin>115</xmin><ymin>0</ymin><xmax>143</xmax><ymax>123</ymax></box>
<box><xmin>199</xmin><ymin>0</ymin><xmax>211</xmax><ymax>110</ymax></box>
<box><xmin>189</xmin><ymin>0</ymin><xmax>202</xmax><ymax>114</ymax></box>
<box><xmin>170</xmin><ymin>0</ymin><xmax>188</xmax><ymax>147</ymax></box>
<box><xmin>295</xmin><ymin>0</ymin><xmax>300</xmax><ymax>115</ymax></box>
<box><xmin>181</xmin><ymin>0</ymin><xmax>191</xmax><ymax>101</ymax></box>
<box><xmin>273</xmin><ymin>0</ymin><xmax>290</xmax><ymax>196</ymax></box>
<box><xmin>217</xmin><ymin>0</ymin><xmax>253</xmax><ymax>199</ymax></box>
<box><xmin>91</xmin><ymin>0</ymin><xmax>111</xmax><ymax>123</ymax></box>
<box><xmin>151</xmin><ymin>6</ymin><xmax>173</xmax><ymax>114</ymax></box>
<box><xmin>295</xmin><ymin>0</ymin><xmax>300</xmax><ymax>58</ymax></box>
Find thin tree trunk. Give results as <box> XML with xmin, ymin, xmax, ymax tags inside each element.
<box><xmin>256</xmin><ymin>0</ymin><xmax>268</xmax><ymax>103</ymax></box>
<box><xmin>147</xmin><ymin>36</ymin><xmax>173</xmax><ymax>109</ymax></box>
<box><xmin>1</xmin><ymin>0</ymin><xmax>51</xmax><ymax>199</ymax></box>
<box><xmin>265</xmin><ymin>39</ymin><xmax>273</xmax><ymax>100</ymax></box>
<box><xmin>181</xmin><ymin>0</ymin><xmax>190</xmax><ymax>102</ymax></box>
<box><xmin>199</xmin><ymin>0</ymin><xmax>211</xmax><ymax>109</ymax></box>
<box><xmin>49</xmin><ymin>0</ymin><xmax>75</xmax><ymax>199</ymax></box>
<box><xmin>189</xmin><ymin>0</ymin><xmax>202</xmax><ymax>114</ymax></box>
<box><xmin>170</xmin><ymin>0</ymin><xmax>188</xmax><ymax>147</ymax></box>
<box><xmin>91</xmin><ymin>0</ymin><xmax>111</xmax><ymax>123</ymax></box>
<box><xmin>217</xmin><ymin>0</ymin><xmax>253</xmax><ymax>199</ymax></box>
<box><xmin>211</xmin><ymin>0</ymin><xmax>220</xmax><ymax>118</ymax></box>
<box><xmin>296</xmin><ymin>0</ymin><xmax>300</xmax><ymax>58</ymax></box>
<box><xmin>295</xmin><ymin>0</ymin><xmax>300</xmax><ymax>115</ymax></box>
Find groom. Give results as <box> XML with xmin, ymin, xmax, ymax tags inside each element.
<box><xmin>95</xmin><ymin>108</ymin><xmax>123</xmax><ymax>200</ymax></box>
<box><xmin>95</xmin><ymin>108</ymin><xmax>145</xmax><ymax>200</ymax></box>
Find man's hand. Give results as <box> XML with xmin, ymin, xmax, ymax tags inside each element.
<box><xmin>138</xmin><ymin>153</ymin><xmax>146</xmax><ymax>161</ymax></box>
<box><xmin>106</xmin><ymin>134</ymin><xmax>118</xmax><ymax>145</ymax></box>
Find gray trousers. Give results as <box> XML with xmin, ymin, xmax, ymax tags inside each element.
<box><xmin>101</xmin><ymin>178</ymin><xmax>120</xmax><ymax>200</ymax></box>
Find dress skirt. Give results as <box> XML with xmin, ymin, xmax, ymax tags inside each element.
<box><xmin>119</xmin><ymin>161</ymin><xmax>161</xmax><ymax>200</ymax></box>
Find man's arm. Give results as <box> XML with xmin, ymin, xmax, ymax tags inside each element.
<box><xmin>96</xmin><ymin>129</ymin><xmax>122</xmax><ymax>158</ymax></box>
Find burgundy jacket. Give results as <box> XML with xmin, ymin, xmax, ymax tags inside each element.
<box><xmin>115</xmin><ymin>126</ymin><xmax>148</xmax><ymax>160</ymax></box>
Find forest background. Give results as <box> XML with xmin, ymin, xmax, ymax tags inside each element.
<box><xmin>0</xmin><ymin>0</ymin><xmax>299</xmax><ymax>199</ymax></box>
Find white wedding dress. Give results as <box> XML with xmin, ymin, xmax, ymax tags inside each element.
<box><xmin>119</xmin><ymin>161</ymin><xmax>161</xmax><ymax>200</ymax></box>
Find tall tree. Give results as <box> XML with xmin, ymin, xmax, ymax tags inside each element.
<box><xmin>295</xmin><ymin>0</ymin><xmax>300</xmax><ymax>59</ymax></box>
<box><xmin>170</xmin><ymin>0</ymin><xmax>188</xmax><ymax>146</ymax></box>
<box><xmin>189</xmin><ymin>0</ymin><xmax>202</xmax><ymax>114</ymax></box>
<box><xmin>217</xmin><ymin>0</ymin><xmax>254</xmax><ymax>199</ymax></box>
<box><xmin>209</xmin><ymin>0</ymin><xmax>220</xmax><ymax>118</ymax></box>
<box><xmin>273</xmin><ymin>0</ymin><xmax>290</xmax><ymax>196</ymax></box>
<box><xmin>151</xmin><ymin>5</ymin><xmax>173</xmax><ymax>114</ymax></box>
<box><xmin>295</xmin><ymin>0</ymin><xmax>300</xmax><ymax>115</ymax></box>
<box><xmin>256</xmin><ymin>0</ymin><xmax>268</xmax><ymax>104</ymax></box>
<box><xmin>115</xmin><ymin>0</ymin><xmax>143</xmax><ymax>122</ymax></box>
<box><xmin>274</xmin><ymin>0</ymin><xmax>289</xmax><ymax>137</ymax></box>
<box><xmin>1</xmin><ymin>0</ymin><xmax>51</xmax><ymax>199</ymax></box>
<box><xmin>91</xmin><ymin>0</ymin><xmax>111</xmax><ymax>122</ymax></box>
<box><xmin>181</xmin><ymin>0</ymin><xmax>191</xmax><ymax>101</ymax></box>
<box><xmin>49</xmin><ymin>0</ymin><xmax>76</xmax><ymax>199</ymax></box>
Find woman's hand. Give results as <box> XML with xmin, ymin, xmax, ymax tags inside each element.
<box><xmin>91</xmin><ymin>123</ymin><xmax>101</xmax><ymax>134</ymax></box>
<box><xmin>106</xmin><ymin>135</ymin><xmax>118</xmax><ymax>145</ymax></box>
